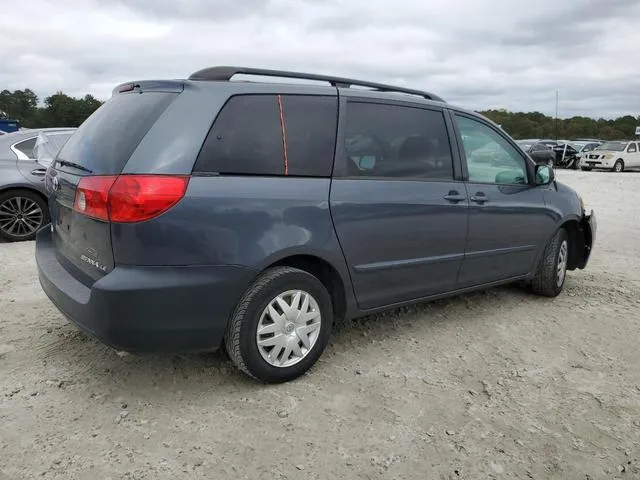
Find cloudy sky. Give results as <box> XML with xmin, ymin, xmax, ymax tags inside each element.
<box><xmin>2</xmin><ymin>0</ymin><xmax>639</xmax><ymax>118</ymax></box>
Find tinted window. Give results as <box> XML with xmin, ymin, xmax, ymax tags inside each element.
<box><xmin>627</xmin><ymin>143</ymin><xmax>637</xmax><ymax>153</ymax></box>
<box><xmin>13</xmin><ymin>137</ymin><xmax>37</xmax><ymax>158</ymax></box>
<box><xmin>343</xmin><ymin>102</ymin><xmax>453</xmax><ymax>179</ymax></box>
<box><xmin>56</xmin><ymin>92</ymin><xmax>178</xmax><ymax>175</ymax></box>
<box><xmin>195</xmin><ymin>94</ymin><xmax>337</xmax><ymax>177</ymax></box>
<box><xmin>455</xmin><ymin>115</ymin><xmax>528</xmax><ymax>185</ymax></box>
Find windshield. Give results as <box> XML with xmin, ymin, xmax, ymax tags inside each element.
<box><xmin>596</xmin><ymin>142</ymin><xmax>626</xmax><ymax>151</ymax></box>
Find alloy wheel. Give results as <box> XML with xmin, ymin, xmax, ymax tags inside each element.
<box><xmin>0</xmin><ymin>196</ymin><xmax>44</xmax><ymax>238</ymax></box>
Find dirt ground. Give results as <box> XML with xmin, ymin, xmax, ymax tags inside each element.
<box><xmin>1</xmin><ymin>170</ymin><xmax>639</xmax><ymax>480</ymax></box>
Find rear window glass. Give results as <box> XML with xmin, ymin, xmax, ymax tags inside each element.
<box><xmin>56</xmin><ymin>92</ymin><xmax>177</xmax><ymax>175</ymax></box>
<box><xmin>194</xmin><ymin>94</ymin><xmax>337</xmax><ymax>177</ymax></box>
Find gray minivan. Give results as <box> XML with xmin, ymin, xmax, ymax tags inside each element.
<box><xmin>36</xmin><ymin>67</ymin><xmax>596</xmax><ymax>383</ymax></box>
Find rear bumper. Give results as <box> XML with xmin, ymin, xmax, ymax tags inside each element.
<box><xmin>36</xmin><ymin>227</ymin><xmax>254</xmax><ymax>353</ymax></box>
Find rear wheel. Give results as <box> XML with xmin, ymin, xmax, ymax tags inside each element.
<box><xmin>0</xmin><ymin>190</ymin><xmax>49</xmax><ymax>242</ymax></box>
<box><xmin>225</xmin><ymin>266</ymin><xmax>333</xmax><ymax>383</ymax></box>
<box><xmin>612</xmin><ymin>159</ymin><xmax>624</xmax><ymax>173</ymax></box>
<box><xmin>531</xmin><ymin>228</ymin><xmax>569</xmax><ymax>297</ymax></box>
<box><xmin>580</xmin><ymin>167</ymin><xmax>592</xmax><ymax>171</ymax></box>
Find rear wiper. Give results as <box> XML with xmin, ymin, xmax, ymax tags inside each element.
<box><xmin>56</xmin><ymin>160</ymin><xmax>93</xmax><ymax>173</ymax></box>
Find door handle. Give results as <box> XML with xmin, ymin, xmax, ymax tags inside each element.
<box><xmin>31</xmin><ymin>169</ymin><xmax>47</xmax><ymax>176</ymax></box>
<box><xmin>470</xmin><ymin>192</ymin><xmax>488</xmax><ymax>204</ymax></box>
<box><xmin>443</xmin><ymin>191</ymin><xmax>467</xmax><ymax>203</ymax></box>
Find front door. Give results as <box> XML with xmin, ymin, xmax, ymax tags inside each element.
<box><xmin>451</xmin><ymin>113</ymin><xmax>555</xmax><ymax>288</ymax></box>
<box><xmin>330</xmin><ymin>99</ymin><xmax>468</xmax><ymax>310</ymax></box>
<box><xmin>625</xmin><ymin>142</ymin><xmax>640</xmax><ymax>168</ymax></box>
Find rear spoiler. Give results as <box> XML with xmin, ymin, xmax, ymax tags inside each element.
<box><xmin>111</xmin><ymin>80</ymin><xmax>185</xmax><ymax>97</ymax></box>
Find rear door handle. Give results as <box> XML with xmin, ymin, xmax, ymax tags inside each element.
<box><xmin>443</xmin><ymin>191</ymin><xmax>467</xmax><ymax>203</ymax></box>
<box><xmin>31</xmin><ymin>169</ymin><xmax>47</xmax><ymax>176</ymax></box>
<box><xmin>470</xmin><ymin>192</ymin><xmax>488</xmax><ymax>204</ymax></box>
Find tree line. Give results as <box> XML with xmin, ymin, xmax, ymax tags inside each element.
<box><xmin>1</xmin><ymin>89</ymin><xmax>638</xmax><ymax>140</ymax></box>
<box><xmin>0</xmin><ymin>89</ymin><xmax>103</xmax><ymax>129</ymax></box>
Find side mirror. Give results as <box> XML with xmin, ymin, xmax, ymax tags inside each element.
<box><xmin>535</xmin><ymin>164</ymin><xmax>555</xmax><ymax>185</ymax></box>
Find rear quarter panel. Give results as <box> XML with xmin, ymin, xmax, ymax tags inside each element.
<box><xmin>111</xmin><ymin>176</ymin><xmax>353</xmax><ymax>281</ymax></box>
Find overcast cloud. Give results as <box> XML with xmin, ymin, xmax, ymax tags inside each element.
<box><xmin>1</xmin><ymin>0</ymin><xmax>639</xmax><ymax>118</ymax></box>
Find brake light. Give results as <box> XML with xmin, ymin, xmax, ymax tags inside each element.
<box><xmin>74</xmin><ymin>176</ymin><xmax>117</xmax><ymax>221</ymax></box>
<box><xmin>109</xmin><ymin>175</ymin><xmax>189</xmax><ymax>222</ymax></box>
<box><xmin>73</xmin><ymin>175</ymin><xmax>189</xmax><ymax>223</ymax></box>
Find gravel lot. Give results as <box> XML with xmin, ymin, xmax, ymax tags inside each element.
<box><xmin>1</xmin><ymin>170</ymin><xmax>639</xmax><ymax>479</ymax></box>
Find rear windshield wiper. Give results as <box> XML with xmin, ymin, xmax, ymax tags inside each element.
<box><xmin>56</xmin><ymin>160</ymin><xmax>93</xmax><ymax>174</ymax></box>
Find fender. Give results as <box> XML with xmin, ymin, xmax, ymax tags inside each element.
<box><xmin>252</xmin><ymin>243</ymin><xmax>359</xmax><ymax>319</ymax></box>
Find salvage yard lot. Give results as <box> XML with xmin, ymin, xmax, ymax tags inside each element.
<box><xmin>1</xmin><ymin>170</ymin><xmax>639</xmax><ymax>479</ymax></box>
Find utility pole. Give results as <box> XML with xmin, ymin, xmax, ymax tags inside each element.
<box><xmin>555</xmin><ymin>90</ymin><xmax>559</xmax><ymax>141</ymax></box>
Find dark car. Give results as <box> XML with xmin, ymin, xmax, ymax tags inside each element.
<box><xmin>516</xmin><ymin>141</ymin><xmax>555</xmax><ymax>166</ymax></box>
<box><xmin>36</xmin><ymin>67</ymin><xmax>596</xmax><ymax>383</ymax></box>
<box><xmin>0</xmin><ymin>128</ymin><xmax>75</xmax><ymax>241</ymax></box>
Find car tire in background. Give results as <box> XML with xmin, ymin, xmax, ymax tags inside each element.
<box><xmin>0</xmin><ymin>189</ymin><xmax>49</xmax><ymax>242</ymax></box>
<box><xmin>612</xmin><ymin>160</ymin><xmax>624</xmax><ymax>173</ymax></box>
<box><xmin>225</xmin><ymin>266</ymin><xmax>334</xmax><ymax>383</ymax></box>
<box><xmin>530</xmin><ymin>228</ymin><xmax>569</xmax><ymax>298</ymax></box>
<box><xmin>581</xmin><ymin>167</ymin><xmax>592</xmax><ymax>171</ymax></box>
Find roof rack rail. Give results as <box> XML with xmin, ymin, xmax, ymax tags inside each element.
<box><xmin>188</xmin><ymin>66</ymin><xmax>445</xmax><ymax>102</ymax></box>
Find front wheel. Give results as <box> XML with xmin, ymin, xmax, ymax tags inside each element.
<box><xmin>612</xmin><ymin>159</ymin><xmax>624</xmax><ymax>173</ymax></box>
<box><xmin>531</xmin><ymin>228</ymin><xmax>569</xmax><ymax>297</ymax></box>
<box><xmin>225</xmin><ymin>266</ymin><xmax>333</xmax><ymax>383</ymax></box>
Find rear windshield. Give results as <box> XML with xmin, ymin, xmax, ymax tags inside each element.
<box><xmin>56</xmin><ymin>92</ymin><xmax>178</xmax><ymax>175</ymax></box>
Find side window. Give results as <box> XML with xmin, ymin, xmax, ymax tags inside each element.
<box><xmin>13</xmin><ymin>137</ymin><xmax>37</xmax><ymax>159</ymax></box>
<box><xmin>627</xmin><ymin>143</ymin><xmax>637</xmax><ymax>153</ymax></box>
<box><xmin>454</xmin><ymin>115</ymin><xmax>528</xmax><ymax>185</ymax></box>
<box><xmin>280</xmin><ymin>95</ymin><xmax>337</xmax><ymax>177</ymax></box>
<box><xmin>343</xmin><ymin>102</ymin><xmax>454</xmax><ymax>179</ymax></box>
<box><xmin>195</xmin><ymin>95</ymin><xmax>284</xmax><ymax>176</ymax></box>
<box><xmin>194</xmin><ymin>94</ymin><xmax>337</xmax><ymax>177</ymax></box>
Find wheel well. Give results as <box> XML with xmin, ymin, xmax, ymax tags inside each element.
<box><xmin>0</xmin><ymin>186</ymin><xmax>48</xmax><ymax>205</ymax></box>
<box><xmin>269</xmin><ymin>255</ymin><xmax>347</xmax><ymax>321</ymax></box>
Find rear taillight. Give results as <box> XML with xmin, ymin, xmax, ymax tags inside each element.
<box><xmin>74</xmin><ymin>176</ymin><xmax>117</xmax><ymax>222</ymax></box>
<box><xmin>73</xmin><ymin>175</ymin><xmax>189</xmax><ymax>223</ymax></box>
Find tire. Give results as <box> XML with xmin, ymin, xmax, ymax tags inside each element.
<box><xmin>531</xmin><ymin>228</ymin><xmax>569</xmax><ymax>297</ymax></box>
<box><xmin>580</xmin><ymin>167</ymin><xmax>592</xmax><ymax>171</ymax></box>
<box><xmin>0</xmin><ymin>189</ymin><xmax>49</xmax><ymax>242</ymax></box>
<box><xmin>224</xmin><ymin>266</ymin><xmax>333</xmax><ymax>383</ymax></box>
<box><xmin>612</xmin><ymin>159</ymin><xmax>624</xmax><ymax>173</ymax></box>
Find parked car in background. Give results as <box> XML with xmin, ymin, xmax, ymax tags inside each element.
<box><xmin>516</xmin><ymin>140</ymin><xmax>555</xmax><ymax>165</ymax></box>
<box><xmin>580</xmin><ymin>141</ymin><xmax>640</xmax><ymax>172</ymax></box>
<box><xmin>0</xmin><ymin>128</ymin><xmax>76</xmax><ymax>241</ymax></box>
<box><xmin>36</xmin><ymin>66</ymin><xmax>595</xmax><ymax>383</ymax></box>
<box><xmin>538</xmin><ymin>139</ymin><xmax>558</xmax><ymax>149</ymax></box>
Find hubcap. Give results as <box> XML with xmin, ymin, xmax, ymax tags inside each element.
<box><xmin>557</xmin><ymin>240</ymin><xmax>568</xmax><ymax>287</ymax></box>
<box><xmin>0</xmin><ymin>197</ymin><xmax>43</xmax><ymax>238</ymax></box>
<box><xmin>256</xmin><ymin>290</ymin><xmax>322</xmax><ymax>368</ymax></box>
<box><xmin>615</xmin><ymin>162</ymin><xmax>622</xmax><ymax>172</ymax></box>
